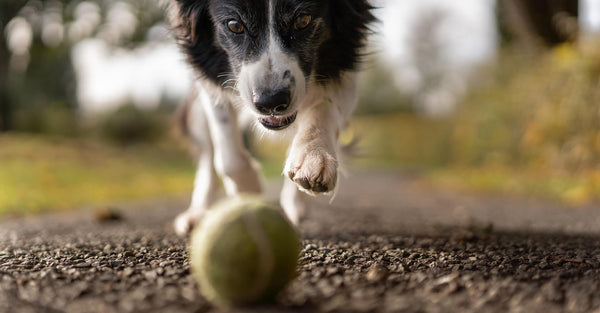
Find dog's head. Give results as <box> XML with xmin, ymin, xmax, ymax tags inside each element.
<box><xmin>169</xmin><ymin>0</ymin><xmax>374</xmax><ymax>130</ymax></box>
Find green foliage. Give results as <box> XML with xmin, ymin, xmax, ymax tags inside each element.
<box><xmin>1</xmin><ymin>0</ymin><xmax>166</xmax><ymax>132</ymax></box>
<box><xmin>451</xmin><ymin>44</ymin><xmax>600</xmax><ymax>171</ymax></box>
<box><xmin>334</xmin><ymin>43</ymin><xmax>600</xmax><ymax>203</ymax></box>
<box><xmin>96</xmin><ymin>105</ymin><xmax>169</xmax><ymax>145</ymax></box>
<box><xmin>357</xmin><ymin>61</ymin><xmax>413</xmax><ymax>115</ymax></box>
<box><xmin>15</xmin><ymin>106</ymin><xmax>80</xmax><ymax>136</ymax></box>
<box><xmin>347</xmin><ymin>114</ymin><xmax>453</xmax><ymax>168</ymax></box>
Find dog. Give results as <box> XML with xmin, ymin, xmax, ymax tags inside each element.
<box><xmin>166</xmin><ymin>0</ymin><xmax>375</xmax><ymax>235</ymax></box>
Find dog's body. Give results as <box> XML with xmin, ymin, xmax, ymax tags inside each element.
<box><xmin>167</xmin><ymin>0</ymin><xmax>375</xmax><ymax>235</ymax></box>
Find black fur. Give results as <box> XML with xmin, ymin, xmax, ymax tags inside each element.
<box><xmin>169</xmin><ymin>0</ymin><xmax>375</xmax><ymax>86</ymax></box>
<box><xmin>209</xmin><ymin>1</ymin><xmax>270</xmax><ymax>73</ymax></box>
<box><xmin>271</xmin><ymin>0</ymin><xmax>329</xmax><ymax>76</ymax></box>
<box><xmin>315</xmin><ymin>0</ymin><xmax>376</xmax><ymax>81</ymax></box>
<box><xmin>170</xmin><ymin>0</ymin><xmax>231</xmax><ymax>85</ymax></box>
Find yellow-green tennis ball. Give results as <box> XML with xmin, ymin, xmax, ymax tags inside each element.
<box><xmin>189</xmin><ymin>195</ymin><xmax>301</xmax><ymax>306</ymax></box>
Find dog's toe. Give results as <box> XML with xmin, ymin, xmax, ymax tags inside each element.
<box><xmin>296</xmin><ymin>177</ymin><xmax>312</xmax><ymax>191</ymax></box>
<box><xmin>173</xmin><ymin>211</ymin><xmax>203</xmax><ymax>237</ymax></box>
<box><xmin>311</xmin><ymin>182</ymin><xmax>329</xmax><ymax>193</ymax></box>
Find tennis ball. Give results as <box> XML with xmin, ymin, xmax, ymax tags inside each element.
<box><xmin>189</xmin><ymin>195</ymin><xmax>301</xmax><ymax>306</ymax></box>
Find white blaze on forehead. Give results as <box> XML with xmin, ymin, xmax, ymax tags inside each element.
<box><xmin>267</xmin><ymin>0</ymin><xmax>285</xmax><ymax>73</ymax></box>
<box><xmin>269</xmin><ymin>0</ymin><xmax>275</xmax><ymax>34</ymax></box>
<box><xmin>235</xmin><ymin>0</ymin><xmax>307</xmax><ymax>114</ymax></box>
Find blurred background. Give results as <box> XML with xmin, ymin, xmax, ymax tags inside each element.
<box><xmin>0</xmin><ymin>0</ymin><xmax>599</xmax><ymax>216</ymax></box>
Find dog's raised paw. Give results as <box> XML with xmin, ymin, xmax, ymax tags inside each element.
<box><xmin>286</xmin><ymin>148</ymin><xmax>338</xmax><ymax>194</ymax></box>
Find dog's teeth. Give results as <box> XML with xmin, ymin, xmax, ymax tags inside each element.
<box><xmin>259</xmin><ymin>112</ymin><xmax>297</xmax><ymax>130</ymax></box>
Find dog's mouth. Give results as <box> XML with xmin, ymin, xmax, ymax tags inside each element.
<box><xmin>258</xmin><ymin>112</ymin><xmax>297</xmax><ymax>130</ymax></box>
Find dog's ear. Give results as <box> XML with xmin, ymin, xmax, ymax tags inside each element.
<box><xmin>316</xmin><ymin>0</ymin><xmax>376</xmax><ymax>81</ymax></box>
<box><xmin>167</xmin><ymin>0</ymin><xmax>208</xmax><ymax>45</ymax></box>
<box><xmin>167</xmin><ymin>0</ymin><xmax>230</xmax><ymax>84</ymax></box>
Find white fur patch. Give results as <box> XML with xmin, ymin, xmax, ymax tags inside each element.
<box><xmin>236</xmin><ymin>13</ymin><xmax>306</xmax><ymax>119</ymax></box>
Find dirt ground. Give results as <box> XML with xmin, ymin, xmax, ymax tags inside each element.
<box><xmin>1</xmin><ymin>170</ymin><xmax>600</xmax><ymax>313</ymax></box>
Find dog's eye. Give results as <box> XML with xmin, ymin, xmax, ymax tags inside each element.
<box><xmin>227</xmin><ymin>20</ymin><xmax>244</xmax><ymax>34</ymax></box>
<box><xmin>294</xmin><ymin>15</ymin><xmax>312</xmax><ymax>30</ymax></box>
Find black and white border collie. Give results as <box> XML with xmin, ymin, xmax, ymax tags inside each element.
<box><xmin>167</xmin><ymin>0</ymin><xmax>375</xmax><ymax>235</ymax></box>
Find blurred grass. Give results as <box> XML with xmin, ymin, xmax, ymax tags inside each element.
<box><xmin>425</xmin><ymin>167</ymin><xmax>600</xmax><ymax>206</ymax></box>
<box><xmin>0</xmin><ymin>133</ymin><xmax>195</xmax><ymax>216</ymax></box>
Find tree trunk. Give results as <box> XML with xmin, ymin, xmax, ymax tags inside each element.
<box><xmin>0</xmin><ymin>1</ymin><xmax>25</xmax><ymax>131</ymax></box>
<box><xmin>497</xmin><ymin>0</ymin><xmax>579</xmax><ymax>48</ymax></box>
<box><xmin>0</xmin><ymin>24</ymin><xmax>12</xmax><ymax>131</ymax></box>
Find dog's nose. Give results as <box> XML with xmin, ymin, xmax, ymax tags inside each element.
<box><xmin>253</xmin><ymin>89</ymin><xmax>291</xmax><ymax>115</ymax></box>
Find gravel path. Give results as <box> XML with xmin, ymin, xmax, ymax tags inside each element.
<box><xmin>1</xmin><ymin>170</ymin><xmax>600</xmax><ymax>313</ymax></box>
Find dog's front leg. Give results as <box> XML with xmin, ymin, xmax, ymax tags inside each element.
<box><xmin>174</xmin><ymin>90</ymin><xmax>220</xmax><ymax>236</ymax></box>
<box><xmin>285</xmin><ymin>99</ymin><xmax>341</xmax><ymax>195</ymax></box>
<box><xmin>174</xmin><ymin>84</ymin><xmax>262</xmax><ymax>236</ymax></box>
<box><xmin>200</xmin><ymin>86</ymin><xmax>263</xmax><ymax>197</ymax></box>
